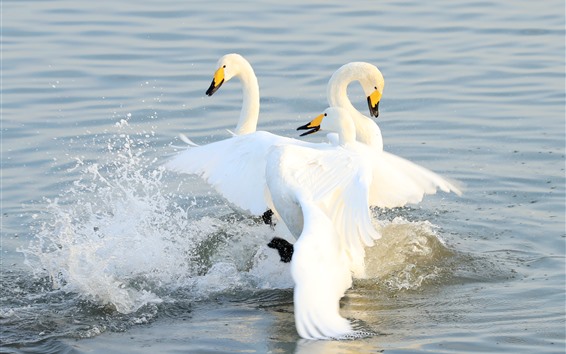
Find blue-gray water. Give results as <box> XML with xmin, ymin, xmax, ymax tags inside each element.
<box><xmin>2</xmin><ymin>0</ymin><xmax>564</xmax><ymax>353</ymax></box>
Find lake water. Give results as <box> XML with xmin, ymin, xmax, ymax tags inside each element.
<box><xmin>1</xmin><ymin>0</ymin><xmax>564</xmax><ymax>353</ymax></box>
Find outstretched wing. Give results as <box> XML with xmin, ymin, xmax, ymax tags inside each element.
<box><xmin>369</xmin><ymin>151</ymin><xmax>462</xmax><ymax>208</ymax></box>
<box><xmin>165</xmin><ymin>131</ymin><xmax>298</xmax><ymax>215</ymax></box>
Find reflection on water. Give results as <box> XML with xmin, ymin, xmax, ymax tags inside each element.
<box><xmin>295</xmin><ymin>338</ymin><xmax>382</xmax><ymax>354</ymax></box>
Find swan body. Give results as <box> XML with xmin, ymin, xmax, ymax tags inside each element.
<box><xmin>167</xmin><ymin>54</ymin><xmax>303</xmax><ymax>215</ymax></box>
<box><xmin>266</xmin><ymin>107</ymin><xmax>382</xmax><ymax>339</ymax></box>
<box><xmin>268</xmin><ymin>106</ymin><xmax>460</xmax><ymax>339</ymax></box>
<box><xmin>165</xmin><ymin>54</ymin><xmax>331</xmax><ymax>216</ymax></box>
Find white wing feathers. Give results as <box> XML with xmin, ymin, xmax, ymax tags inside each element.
<box><xmin>266</xmin><ymin>146</ymin><xmax>358</xmax><ymax>338</ymax></box>
<box><xmin>165</xmin><ymin>131</ymin><xmax>288</xmax><ymax>215</ymax></box>
<box><xmin>369</xmin><ymin>151</ymin><xmax>462</xmax><ymax>209</ymax></box>
<box><xmin>270</xmin><ymin>144</ymin><xmax>381</xmax><ymax>258</ymax></box>
<box><xmin>268</xmin><ymin>146</ymin><xmax>381</xmax><ymax>277</ymax></box>
<box><xmin>291</xmin><ymin>202</ymin><xmax>354</xmax><ymax>340</ymax></box>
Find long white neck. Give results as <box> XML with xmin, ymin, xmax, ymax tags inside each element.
<box><xmin>324</xmin><ymin>108</ymin><xmax>357</xmax><ymax>147</ymax></box>
<box><xmin>337</xmin><ymin>119</ymin><xmax>356</xmax><ymax>147</ymax></box>
<box><xmin>234</xmin><ymin>64</ymin><xmax>260</xmax><ymax>135</ymax></box>
<box><xmin>327</xmin><ymin>64</ymin><xmax>383</xmax><ymax>150</ymax></box>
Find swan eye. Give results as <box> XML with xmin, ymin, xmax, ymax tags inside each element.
<box><xmin>324</xmin><ymin>113</ymin><xmax>327</xmax><ymax>116</ymax></box>
<box><xmin>223</xmin><ymin>65</ymin><xmax>226</xmax><ymax>68</ymax></box>
<box><xmin>374</xmin><ymin>86</ymin><xmax>377</xmax><ymax>90</ymax></box>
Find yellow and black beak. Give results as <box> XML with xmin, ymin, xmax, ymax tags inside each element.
<box><xmin>296</xmin><ymin>113</ymin><xmax>325</xmax><ymax>137</ymax></box>
<box><xmin>205</xmin><ymin>66</ymin><xmax>225</xmax><ymax>96</ymax></box>
<box><xmin>367</xmin><ymin>89</ymin><xmax>382</xmax><ymax>118</ymax></box>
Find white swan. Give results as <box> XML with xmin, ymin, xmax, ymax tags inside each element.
<box><xmin>266</xmin><ymin>107</ymin><xmax>382</xmax><ymax>339</ymax></box>
<box><xmin>204</xmin><ymin>53</ymin><xmax>259</xmax><ymax>135</ymax></box>
<box><xmin>165</xmin><ymin>54</ymin><xmax>317</xmax><ymax>217</ymax></box>
<box><xmin>326</xmin><ymin>62</ymin><xmax>385</xmax><ymax>149</ymax></box>
<box><xmin>313</xmin><ymin>62</ymin><xmax>462</xmax><ymax>206</ymax></box>
<box><xmin>268</xmin><ymin>105</ymin><xmax>461</xmax><ymax>339</ymax></box>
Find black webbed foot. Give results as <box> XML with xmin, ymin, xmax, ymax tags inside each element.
<box><xmin>262</xmin><ymin>209</ymin><xmax>275</xmax><ymax>228</ymax></box>
<box><xmin>267</xmin><ymin>237</ymin><xmax>294</xmax><ymax>263</ymax></box>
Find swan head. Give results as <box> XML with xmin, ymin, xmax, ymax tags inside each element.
<box><xmin>347</xmin><ymin>63</ymin><xmax>384</xmax><ymax>118</ymax></box>
<box><xmin>361</xmin><ymin>65</ymin><xmax>384</xmax><ymax>118</ymax></box>
<box><xmin>297</xmin><ymin>107</ymin><xmax>356</xmax><ymax>144</ymax></box>
<box><xmin>367</xmin><ymin>87</ymin><xmax>382</xmax><ymax>118</ymax></box>
<box><xmin>206</xmin><ymin>53</ymin><xmax>252</xmax><ymax>96</ymax></box>
<box><xmin>328</xmin><ymin>62</ymin><xmax>385</xmax><ymax>118</ymax></box>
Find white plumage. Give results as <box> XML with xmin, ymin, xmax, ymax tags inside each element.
<box><xmin>165</xmin><ymin>53</ymin><xmax>313</xmax><ymax>216</ymax></box>
<box><xmin>165</xmin><ymin>56</ymin><xmax>461</xmax><ymax>340</ymax></box>
<box><xmin>164</xmin><ymin>58</ymin><xmax>389</xmax><ymax>218</ymax></box>
<box><xmin>267</xmin><ymin>106</ymin><xmax>460</xmax><ymax>339</ymax></box>
<box><xmin>266</xmin><ymin>107</ymin><xmax>382</xmax><ymax>339</ymax></box>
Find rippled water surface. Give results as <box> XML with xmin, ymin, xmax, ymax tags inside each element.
<box><xmin>2</xmin><ymin>0</ymin><xmax>564</xmax><ymax>353</ymax></box>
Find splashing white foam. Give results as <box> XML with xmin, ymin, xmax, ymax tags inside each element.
<box><xmin>21</xmin><ymin>132</ymin><xmax>292</xmax><ymax>313</ymax></box>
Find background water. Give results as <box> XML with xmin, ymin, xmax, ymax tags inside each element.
<box><xmin>2</xmin><ymin>0</ymin><xmax>565</xmax><ymax>353</ymax></box>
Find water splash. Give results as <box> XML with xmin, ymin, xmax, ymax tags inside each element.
<box><xmin>20</xmin><ymin>130</ymin><xmax>291</xmax><ymax>316</ymax></box>
<box><xmin>363</xmin><ymin>216</ymin><xmax>454</xmax><ymax>290</ymax></box>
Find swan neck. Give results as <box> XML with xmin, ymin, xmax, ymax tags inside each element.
<box><xmin>327</xmin><ymin>73</ymin><xmax>357</xmax><ymax>116</ymax></box>
<box><xmin>338</xmin><ymin>122</ymin><xmax>356</xmax><ymax>146</ymax></box>
<box><xmin>342</xmin><ymin>109</ymin><xmax>380</xmax><ymax>148</ymax></box>
<box><xmin>234</xmin><ymin>67</ymin><xmax>260</xmax><ymax>135</ymax></box>
<box><xmin>327</xmin><ymin>67</ymin><xmax>382</xmax><ymax>148</ymax></box>
<box><xmin>339</xmin><ymin>133</ymin><xmax>355</xmax><ymax>146</ymax></box>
